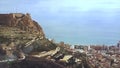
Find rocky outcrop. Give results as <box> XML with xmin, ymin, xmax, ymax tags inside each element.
<box><xmin>0</xmin><ymin>13</ymin><xmax>46</xmax><ymax>60</ymax></box>
<box><xmin>0</xmin><ymin>13</ymin><xmax>44</xmax><ymax>36</ymax></box>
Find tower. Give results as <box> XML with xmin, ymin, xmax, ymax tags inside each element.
<box><xmin>117</xmin><ymin>41</ymin><xmax>120</xmax><ymax>48</ymax></box>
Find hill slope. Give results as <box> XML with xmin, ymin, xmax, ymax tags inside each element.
<box><xmin>0</xmin><ymin>13</ymin><xmax>57</xmax><ymax>57</ymax></box>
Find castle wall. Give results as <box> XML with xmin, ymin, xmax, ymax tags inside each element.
<box><xmin>0</xmin><ymin>14</ymin><xmax>13</xmax><ymax>26</ymax></box>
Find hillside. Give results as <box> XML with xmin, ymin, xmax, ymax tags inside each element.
<box><xmin>0</xmin><ymin>13</ymin><xmax>67</xmax><ymax>68</ymax></box>
<box><xmin>0</xmin><ymin>13</ymin><xmax>57</xmax><ymax>58</ymax></box>
<box><xmin>0</xmin><ymin>13</ymin><xmax>90</xmax><ymax>68</ymax></box>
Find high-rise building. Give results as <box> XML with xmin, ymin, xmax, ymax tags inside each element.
<box><xmin>117</xmin><ymin>41</ymin><xmax>120</xmax><ymax>48</ymax></box>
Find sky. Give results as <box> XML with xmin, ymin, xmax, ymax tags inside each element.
<box><xmin>0</xmin><ymin>0</ymin><xmax>120</xmax><ymax>45</ymax></box>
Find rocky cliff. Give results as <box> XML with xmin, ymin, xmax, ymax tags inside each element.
<box><xmin>0</xmin><ymin>13</ymin><xmax>56</xmax><ymax>55</ymax></box>
<box><xmin>0</xmin><ymin>13</ymin><xmax>47</xmax><ymax>56</ymax></box>
<box><xmin>0</xmin><ymin>13</ymin><xmax>44</xmax><ymax>36</ymax></box>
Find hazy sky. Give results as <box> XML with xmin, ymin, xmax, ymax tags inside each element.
<box><xmin>0</xmin><ymin>0</ymin><xmax>120</xmax><ymax>45</ymax></box>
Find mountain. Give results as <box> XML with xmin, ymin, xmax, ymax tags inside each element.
<box><xmin>0</xmin><ymin>13</ymin><xmax>45</xmax><ymax>44</ymax></box>
<box><xmin>0</xmin><ymin>13</ymin><xmax>61</xmax><ymax>68</ymax></box>
<box><xmin>0</xmin><ymin>13</ymin><xmax>57</xmax><ymax>57</ymax></box>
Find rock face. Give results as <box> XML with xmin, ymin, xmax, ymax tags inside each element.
<box><xmin>0</xmin><ymin>13</ymin><xmax>44</xmax><ymax>35</ymax></box>
<box><xmin>0</xmin><ymin>13</ymin><xmax>47</xmax><ymax>61</ymax></box>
